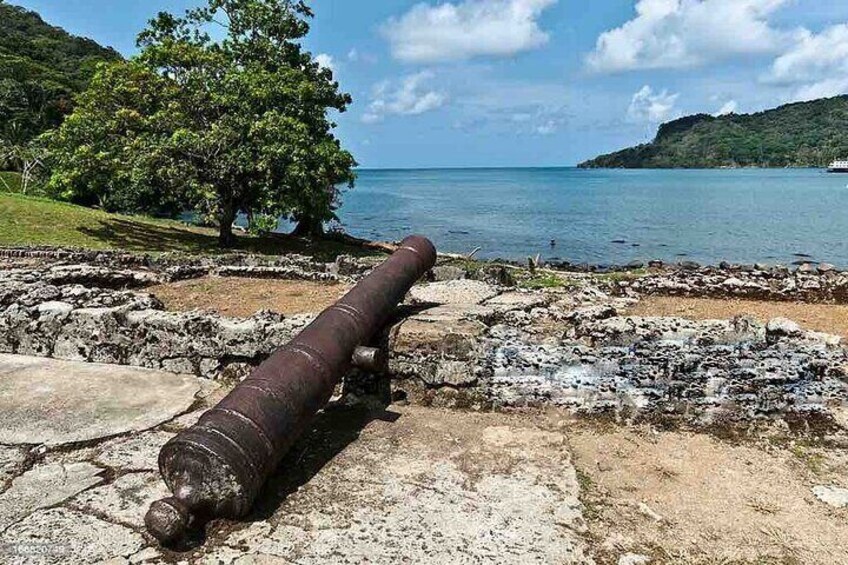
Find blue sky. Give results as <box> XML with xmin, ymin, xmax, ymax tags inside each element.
<box><xmin>12</xmin><ymin>0</ymin><xmax>848</xmax><ymax>168</ymax></box>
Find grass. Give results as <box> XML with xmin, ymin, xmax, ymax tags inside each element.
<box><xmin>0</xmin><ymin>172</ymin><xmax>22</xmax><ymax>194</ymax></box>
<box><xmin>789</xmin><ymin>443</ymin><xmax>826</xmax><ymax>475</ymax></box>
<box><xmin>519</xmin><ymin>273</ymin><xmax>577</xmax><ymax>290</ymax></box>
<box><xmin>573</xmin><ymin>468</ymin><xmax>604</xmax><ymax>523</ymax></box>
<box><xmin>0</xmin><ymin>192</ymin><xmax>380</xmax><ymax>260</ymax></box>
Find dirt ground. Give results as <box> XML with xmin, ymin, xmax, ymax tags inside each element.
<box><xmin>568</xmin><ymin>422</ymin><xmax>848</xmax><ymax>564</ymax></box>
<box><xmin>629</xmin><ymin>296</ymin><xmax>848</xmax><ymax>339</ymax></box>
<box><xmin>148</xmin><ymin>276</ymin><xmax>350</xmax><ymax>317</ymax></box>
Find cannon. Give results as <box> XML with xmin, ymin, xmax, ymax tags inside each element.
<box><xmin>145</xmin><ymin>235</ymin><xmax>436</xmax><ymax>543</ymax></box>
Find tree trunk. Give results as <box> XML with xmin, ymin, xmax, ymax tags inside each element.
<box><xmin>219</xmin><ymin>205</ymin><xmax>238</xmax><ymax>248</ymax></box>
<box><xmin>292</xmin><ymin>216</ymin><xmax>324</xmax><ymax>238</ymax></box>
<box><xmin>21</xmin><ymin>159</ymin><xmax>32</xmax><ymax>195</ymax></box>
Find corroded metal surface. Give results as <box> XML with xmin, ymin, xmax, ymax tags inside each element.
<box><xmin>145</xmin><ymin>236</ymin><xmax>436</xmax><ymax>543</ymax></box>
<box><xmin>351</xmin><ymin>345</ymin><xmax>386</xmax><ymax>372</ymax></box>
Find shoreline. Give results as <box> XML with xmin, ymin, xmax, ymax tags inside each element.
<box><xmin>9</xmin><ymin>171</ymin><xmax>848</xmax><ymax>269</ymax></box>
<box><xmin>1</xmin><ymin>239</ymin><xmax>843</xmax><ymax>276</ymax></box>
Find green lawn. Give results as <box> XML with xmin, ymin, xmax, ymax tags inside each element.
<box><xmin>0</xmin><ymin>192</ymin><xmax>378</xmax><ymax>260</ymax></box>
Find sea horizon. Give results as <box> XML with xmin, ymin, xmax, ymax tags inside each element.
<box><xmin>355</xmin><ymin>165</ymin><xmax>831</xmax><ymax>172</ymax></box>
<box><xmin>337</xmin><ymin>167</ymin><xmax>848</xmax><ymax>267</ymax></box>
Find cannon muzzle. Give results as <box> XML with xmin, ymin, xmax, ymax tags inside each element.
<box><xmin>145</xmin><ymin>235</ymin><xmax>436</xmax><ymax>543</ymax></box>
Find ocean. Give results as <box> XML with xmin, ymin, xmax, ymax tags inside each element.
<box><xmin>335</xmin><ymin>167</ymin><xmax>848</xmax><ymax>267</ymax></box>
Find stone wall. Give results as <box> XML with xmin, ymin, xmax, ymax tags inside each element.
<box><xmin>0</xmin><ymin>249</ymin><xmax>381</xmax><ymax>379</ymax></box>
<box><xmin>0</xmin><ymin>245</ymin><xmax>374</xmax><ymax>283</ymax></box>
<box><xmin>383</xmin><ymin>279</ymin><xmax>848</xmax><ymax>433</ymax></box>
<box><xmin>1</xmin><ymin>250</ymin><xmax>847</xmax><ymax>435</ymax></box>
<box><xmin>0</xmin><ymin>260</ymin><xmax>331</xmax><ymax>379</ymax></box>
<box><xmin>612</xmin><ymin>263</ymin><xmax>848</xmax><ymax>303</ymax></box>
<box><xmin>0</xmin><ymin>281</ymin><xmax>314</xmax><ymax>380</ymax></box>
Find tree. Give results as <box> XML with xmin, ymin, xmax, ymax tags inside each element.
<box><xmin>42</xmin><ymin>62</ymin><xmax>192</xmax><ymax>213</ymax></box>
<box><xmin>0</xmin><ymin>2</ymin><xmax>121</xmax><ymax>149</ymax></box>
<box><xmin>0</xmin><ymin>77</ymin><xmax>52</xmax><ymax>194</ymax></box>
<box><xmin>0</xmin><ymin>139</ymin><xmax>45</xmax><ymax>195</ymax></box>
<box><xmin>44</xmin><ymin>0</ymin><xmax>355</xmax><ymax>246</ymax></box>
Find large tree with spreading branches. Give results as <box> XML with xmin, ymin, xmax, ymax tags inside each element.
<box><xmin>44</xmin><ymin>0</ymin><xmax>356</xmax><ymax>246</ymax></box>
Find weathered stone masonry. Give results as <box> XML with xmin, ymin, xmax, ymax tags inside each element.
<box><xmin>1</xmin><ymin>250</ymin><xmax>847</xmax><ymax>432</ymax></box>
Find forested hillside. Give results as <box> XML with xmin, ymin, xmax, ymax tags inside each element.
<box><xmin>579</xmin><ymin>96</ymin><xmax>848</xmax><ymax>169</ymax></box>
<box><xmin>0</xmin><ymin>1</ymin><xmax>121</xmax><ymax>145</ymax></box>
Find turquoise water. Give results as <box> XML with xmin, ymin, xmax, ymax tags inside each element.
<box><xmin>336</xmin><ymin>168</ymin><xmax>848</xmax><ymax>266</ymax></box>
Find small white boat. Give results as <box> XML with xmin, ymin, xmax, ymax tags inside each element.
<box><xmin>827</xmin><ymin>159</ymin><xmax>848</xmax><ymax>173</ymax></box>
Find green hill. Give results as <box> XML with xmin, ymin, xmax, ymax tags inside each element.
<box><xmin>0</xmin><ymin>1</ymin><xmax>121</xmax><ymax>145</ymax></box>
<box><xmin>579</xmin><ymin>96</ymin><xmax>848</xmax><ymax>169</ymax></box>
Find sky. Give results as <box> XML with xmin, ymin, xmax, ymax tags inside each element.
<box><xmin>11</xmin><ymin>0</ymin><xmax>848</xmax><ymax>168</ymax></box>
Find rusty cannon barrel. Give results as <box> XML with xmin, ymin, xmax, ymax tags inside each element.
<box><xmin>145</xmin><ymin>235</ymin><xmax>436</xmax><ymax>543</ymax></box>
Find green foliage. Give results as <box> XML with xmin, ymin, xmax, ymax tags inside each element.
<box><xmin>42</xmin><ymin>62</ymin><xmax>192</xmax><ymax>215</ymax></box>
<box><xmin>43</xmin><ymin>0</ymin><xmax>356</xmax><ymax>247</ymax></box>
<box><xmin>579</xmin><ymin>96</ymin><xmax>848</xmax><ymax>168</ymax></box>
<box><xmin>789</xmin><ymin>444</ymin><xmax>826</xmax><ymax>475</ymax></box>
<box><xmin>248</xmin><ymin>213</ymin><xmax>279</xmax><ymax>235</ymax></box>
<box><xmin>0</xmin><ymin>2</ymin><xmax>121</xmax><ymax>148</ymax></box>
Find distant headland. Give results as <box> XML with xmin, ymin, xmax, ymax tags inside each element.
<box><xmin>579</xmin><ymin>95</ymin><xmax>848</xmax><ymax>169</ymax></box>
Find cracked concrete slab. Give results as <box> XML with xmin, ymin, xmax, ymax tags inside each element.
<box><xmin>0</xmin><ymin>508</ymin><xmax>144</xmax><ymax>564</ymax></box>
<box><xmin>127</xmin><ymin>547</ymin><xmax>165</xmax><ymax>564</ymax></box>
<box><xmin>0</xmin><ymin>446</ymin><xmax>26</xmax><ymax>485</ymax></box>
<box><xmin>200</xmin><ymin>405</ymin><xmax>591</xmax><ymax>564</ymax></box>
<box><xmin>69</xmin><ymin>472</ymin><xmax>169</xmax><ymax>529</ymax></box>
<box><xmin>484</xmin><ymin>290</ymin><xmax>552</xmax><ymax>311</ymax></box>
<box><xmin>0</xmin><ymin>354</ymin><xmax>201</xmax><ymax>446</ymax></box>
<box><xmin>408</xmin><ymin>279</ymin><xmax>499</xmax><ymax>306</ymax></box>
<box><xmin>0</xmin><ymin>462</ymin><xmax>104</xmax><ymax>531</ymax></box>
<box><xmin>93</xmin><ymin>431</ymin><xmax>173</xmax><ymax>472</ymax></box>
<box><xmin>0</xmin><ymin>403</ymin><xmax>594</xmax><ymax>564</ymax></box>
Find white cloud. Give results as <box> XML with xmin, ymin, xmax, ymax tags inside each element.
<box><xmin>362</xmin><ymin>71</ymin><xmax>448</xmax><ymax>123</ymax></box>
<box><xmin>587</xmin><ymin>0</ymin><xmax>797</xmax><ymax>73</ymax></box>
<box><xmin>346</xmin><ymin>48</ymin><xmax>378</xmax><ymax>64</ymax></box>
<box><xmin>535</xmin><ymin>119</ymin><xmax>560</xmax><ymax>135</ymax></box>
<box><xmin>715</xmin><ymin>100</ymin><xmax>738</xmax><ymax>115</ymax></box>
<box><xmin>766</xmin><ymin>24</ymin><xmax>848</xmax><ymax>100</ymax></box>
<box><xmin>315</xmin><ymin>53</ymin><xmax>335</xmax><ymax>72</ymax></box>
<box><xmin>793</xmin><ymin>78</ymin><xmax>848</xmax><ymax>101</ymax></box>
<box><xmin>382</xmin><ymin>0</ymin><xmax>557</xmax><ymax>63</ymax></box>
<box><xmin>449</xmin><ymin>74</ymin><xmax>572</xmax><ymax>135</ymax></box>
<box><xmin>627</xmin><ymin>85</ymin><xmax>680</xmax><ymax>123</ymax></box>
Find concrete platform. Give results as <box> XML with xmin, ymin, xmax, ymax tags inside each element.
<box><xmin>0</xmin><ymin>355</ymin><xmax>201</xmax><ymax>446</ymax></box>
<box><xmin>199</xmin><ymin>406</ymin><xmax>590</xmax><ymax>564</ymax></box>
